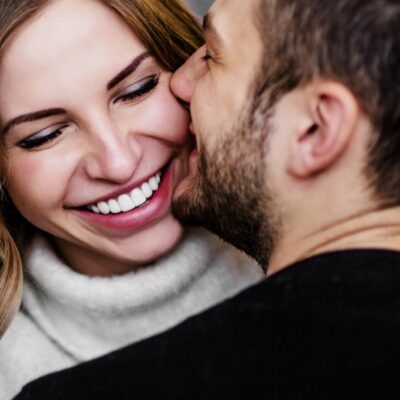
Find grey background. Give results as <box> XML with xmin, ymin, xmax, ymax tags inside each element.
<box><xmin>185</xmin><ymin>0</ymin><xmax>214</xmax><ymax>16</ymax></box>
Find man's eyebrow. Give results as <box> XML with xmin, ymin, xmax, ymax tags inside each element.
<box><xmin>202</xmin><ymin>13</ymin><xmax>223</xmax><ymax>47</ymax></box>
<box><xmin>107</xmin><ymin>51</ymin><xmax>151</xmax><ymax>90</ymax></box>
<box><xmin>2</xmin><ymin>108</ymin><xmax>66</xmax><ymax>135</ymax></box>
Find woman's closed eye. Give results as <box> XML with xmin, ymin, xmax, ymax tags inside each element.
<box><xmin>113</xmin><ymin>73</ymin><xmax>160</xmax><ymax>104</ymax></box>
<box><xmin>17</xmin><ymin>123</ymin><xmax>69</xmax><ymax>149</ymax></box>
<box><xmin>15</xmin><ymin>74</ymin><xmax>160</xmax><ymax>150</ymax></box>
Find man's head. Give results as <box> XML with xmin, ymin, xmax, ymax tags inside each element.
<box><xmin>172</xmin><ymin>0</ymin><xmax>400</xmax><ymax>270</ymax></box>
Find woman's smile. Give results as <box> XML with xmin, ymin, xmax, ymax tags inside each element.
<box><xmin>73</xmin><ymin>159</ymin><xmax>176</xmax><ymax>231</ymax></box>
<box><xmin>85</xmin><ymin>170</ymin><xmax>162</xmax><ymax>214</ymax></box>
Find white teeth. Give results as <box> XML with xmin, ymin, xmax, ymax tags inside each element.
<box><xmin>98</xmin><ymin>201</ymin><xmax>110</xmax><ymax>215</ymax></box>
<box><xmin>149</xmin><ymin>177</ymin><xmax>159</xmax><ymax>191</ymax></box>
<box><xmin>131</xmin><ymin>188</ymin><xmax>146</xmax><ymax>206</ymax></box>
<box><xmin>88</xmin><ymin>170</ymin><xmax>162</xmax><ymax>215</ymax></box>
<box><xmin>141</xmin><ymin>183</ymin><xmax>153</xmax><ymax>199</ymax></box>
<box><xmin>108</xmin><ymin>199</ymin><xmax>121</xmax><ymax>214</ymax></box>
<box><xmin>118</xmin><ymin>194</ymin><xmax>135</xmax><ymax>212</ymax></box>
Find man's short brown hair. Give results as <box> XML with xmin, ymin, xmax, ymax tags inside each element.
<box><xmin>254</xmin><ymin>0</ymin><xmax>400</xmax><ymax>204</ymax></box>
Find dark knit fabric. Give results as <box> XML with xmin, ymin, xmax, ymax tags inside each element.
<box><xmin>15</xmin><ymin>249</ymin><xmax>400</xmax><ymax>399</ymax></box>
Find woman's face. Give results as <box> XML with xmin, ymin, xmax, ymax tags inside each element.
<box><xmin>0</xmin><ymin>0</ymin><xmax>191</xmax><ymax>275</ymax></box>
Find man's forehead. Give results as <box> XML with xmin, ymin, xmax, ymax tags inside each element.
<box><xmin>210</xmin><ymin>0</ymin><xmax>259</xmax><ymax>40</ymax></box>
<box><xmin>206</xmin><ymin>0</ymin><xmax>263</xmax><ymax>86</ymax></box>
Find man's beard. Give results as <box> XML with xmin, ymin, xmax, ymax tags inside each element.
<box><xmin>172</xmin><ymin>108</ymin><xmax>280</xmax><ymax>269</ymax></box>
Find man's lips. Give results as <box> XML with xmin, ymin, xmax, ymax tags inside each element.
<box><xmin>189</xmin><ymin>121</ymin><xmax>195</xmax><ymax>135</ymax></box>
<box><xmin>188</xmin><ymin>132</ymin><xmax>197</xmax><ymax>153</ymax></box>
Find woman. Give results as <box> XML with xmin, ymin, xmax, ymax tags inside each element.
<box><xmin>0</xmin><ymin>0</ymin><xmax>263</xmax><ymax>398</ymax></box>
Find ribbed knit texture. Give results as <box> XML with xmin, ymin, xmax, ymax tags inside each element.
<box><xmin>0</xmin><ymin>228</ymin><xmax>263</xmax><ymax>399</ymax></box>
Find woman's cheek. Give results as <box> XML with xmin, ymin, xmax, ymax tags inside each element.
<box><xmin>128</xmin><ymin>84</ymin><xmax>190</xmax><ymax>144</ymax></box>
<box><xmin>157</xmin><ymin>71</ymin><xmax>190</xmax><ymax>143</ymax></box>
<box><xmin>6</xmin><ymin>152</ymin><xmax>70</xmax><ymax>216</ymax></box>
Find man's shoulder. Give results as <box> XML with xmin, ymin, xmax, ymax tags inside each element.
<box><xmin>267</xmin><ymin>247</ymin><xmax>400</xmax><ymax>295</ymax></box>
<box><xmin>210</xmin><ymin>247</ymin><xmax>400</xmax><ymax>313</ymax></box>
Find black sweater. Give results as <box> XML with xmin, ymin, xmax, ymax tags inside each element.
<box><xmin>15</xmin><ymin>249</ymin><xmax>400</xmax><ymax>399</ymax></box>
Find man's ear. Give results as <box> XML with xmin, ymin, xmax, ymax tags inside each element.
<box><xmin>288</xmin><ymin>81</ymin><xmax>359</xmax><ymax>178</ymax></box>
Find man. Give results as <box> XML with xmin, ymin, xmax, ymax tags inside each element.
<box><xmin>15</xmin><ymin>0</ymin><xmax>400</xmax><ymax>398</ymax></box>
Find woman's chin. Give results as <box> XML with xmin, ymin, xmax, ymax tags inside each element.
<box><xmin>116</xmin><ymin>217</ymin><xmax>184</xmax><ymax>268</ymax></box>
<box><xmin>55</xmin><ymin>215</ymin><xmax>184</xmax><ymax>276</ymax></box>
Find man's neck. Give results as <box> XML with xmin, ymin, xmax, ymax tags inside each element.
<box><xmin>267</xmin><ymin>205</ymin><xmax>400</xmax><ymax>276</ymax></box>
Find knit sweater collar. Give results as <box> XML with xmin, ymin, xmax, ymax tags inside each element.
<box><xmin>22</xmin><ymin>228</ymin><xmax>262</xmax><ymax>361</ymax></box>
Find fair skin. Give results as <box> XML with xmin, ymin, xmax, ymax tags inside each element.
<box><xmin>0</xmin><ymin>0</ymin><xmax>191</xmax><ymax>276</ymax></box>
<box><xmin>171</xmin><ymin>0</ymin><xmax>400</xmax><ymax>275</ymax></box>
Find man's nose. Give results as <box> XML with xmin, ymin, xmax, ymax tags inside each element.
<box><xmin>171</xmin><ymin>45</ymin><xmax>206</xmax><ymax>106</ymax></box>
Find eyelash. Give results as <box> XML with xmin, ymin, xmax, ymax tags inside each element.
<box><xmin>201</xmin><ymin>50</ymin><xmax>212</xmax><ymax>63</ymax></box>
<box><xmin>17</xmin><ymin>75</ymin><xmax>160</xmax><ymax>150</ymax></box>
<box><xmin>113</xmin><ymin>74</ymin><xmax>159</xmax><ymax>104</ymax></box>
<box><xmin>18</xmin><ymin>124</ymin><xmax>68</xmax><ymax>149</ymax></box>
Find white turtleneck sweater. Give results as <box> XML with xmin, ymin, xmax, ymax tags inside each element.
<box><xmin>0</xmin><ymin>228</ymin><xmax>263</xmax><ymax>399</ymax></box>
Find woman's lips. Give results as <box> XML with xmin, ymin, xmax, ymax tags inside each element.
<box><xmin>87</xmin><ymin>172</ymin><xmax>161</xmax><ymax>210</ymax></box>
<box><xmin>73</xmin><ymin>161</ymin><xmax>174</xmax><ymax>232</ymax></box>
<box><xmin>86</xmin><ymin>171</ymin><xmax>162</xmax><ymax>214</ymax></box>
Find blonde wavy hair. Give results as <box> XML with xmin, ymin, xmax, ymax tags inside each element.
<box><xmin>0</xmin><ymin>219</ymin><xmax>22</xmax><ymax>337</ymax></box>
<box><xmin>0</xmin><ymin>0</ymin><xmax>202</xmax><ymax>336</ymax></box>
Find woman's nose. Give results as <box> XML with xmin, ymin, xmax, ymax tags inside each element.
<box><xmin>84</xmin><ymin>125</ymin><xmax>143</xmax><ymax>183</ymax></box>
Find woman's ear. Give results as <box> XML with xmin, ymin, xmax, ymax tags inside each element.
<box><xmin>288</xmin><ymin>81</ymin><xmax>359</xmax><ymax>178</ymax></box>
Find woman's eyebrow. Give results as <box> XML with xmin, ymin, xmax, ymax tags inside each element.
<box><xmin>107</xmin><ymin>51</ymin><xmax>151</xmax><ymax>90</ymax></box>
<box><xmin>2</xmin><ymin>108</ymin><xmax>66</xmax><ymax>135</ymax></box>
<box><xmin>2</xmin><ymin>51</ymin><xmax>152</xmax><ymax>135</ymax></box>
